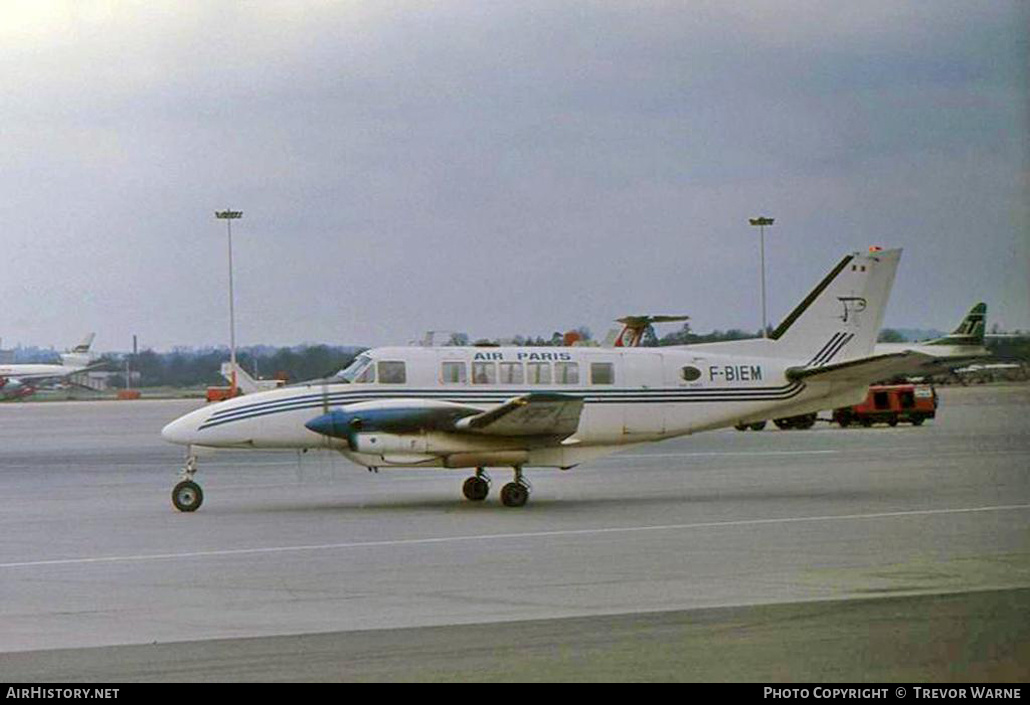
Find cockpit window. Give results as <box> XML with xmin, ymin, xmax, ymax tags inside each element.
<box><xmin>337</xmin><ymin>354</ymin><xmax>376</xmax><ymax>383</ymax></box>
<box><xmin>378</xmin><ymin>361</ymin><xmax>407</xmax><ymax>384</ymax></box>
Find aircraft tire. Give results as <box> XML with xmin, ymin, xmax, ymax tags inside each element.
<box><xmin>911</xmin><ymin>416</ymin><xmax>925</xmax><ymax>426</ymax></box>
<box><xmin>734</xmin><ymin>424</ymin><xmax>749</xmax><ymax>431</ymax></box>
<box><xmin>500</xmin><ymin>482</ymin><xmax>529</xmax><ymax>508</ymax></box>
<box><xmin>172</xmin><ymin>480</ymin><xmax>204</xmax><ymax>512</ymax></box>
<box><xmin>749</xmin><ymin>421</ymin><xmax>767</xmax><ymax>431</ymax></box>
<box><xmin>887</xmin><ymin>416</ymin><xmax>898</xmax><ymax>427</ymax></box>
<box><xmin>462</xmin><ymin>477</ymin><xmax>489</xmax><ymax>502</ymax></box>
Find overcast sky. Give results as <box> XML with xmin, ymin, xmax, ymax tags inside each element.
<box><xmin>1</xmin><ymin>1</ymin><xmax>1026</xmax><ymax>351</ymax></box>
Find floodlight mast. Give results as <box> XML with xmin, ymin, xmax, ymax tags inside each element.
<box><xmin>748</xmin><ymin>216</ymin><xmax>774</xmax><ymax>338</ymax></box>
<box><xmin>215</xmin><ymin>210</ymin><xmax>243</xmax><ymax>396</ymax></box>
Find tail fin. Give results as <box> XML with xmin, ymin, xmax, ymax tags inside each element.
<box><xmin>770</xmin><ymin>248</ymin><xmax>902</xmax><ymax>365</ymax></box>
<box><xmin>60</xmin><ymin>333</ymin><xmax>96</xmax><ymax>369</ymax></box>
<box><xmin>220</xmin><ymin>361</ymin><xmax>285</xmax><ymax>394</ymax></box>
<box><xmin>926</xmin><ymin>303</ymin><xmax>986</xmax><ymax>347</ymax></box>
<box><xmin>70</xmin><ymin>333</ymin><xmax>95</xmax><ymax>354</ymax></box>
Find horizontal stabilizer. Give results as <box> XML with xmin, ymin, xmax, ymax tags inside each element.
<box><xmin>455</xmin><ymin>393</ymin><xmax>584</xmax><ymax>437</ymax></box>
<box><xmin>787</xmin><ymin>351</ymin><xmax>927</xmax><ymax>385</ymax></box>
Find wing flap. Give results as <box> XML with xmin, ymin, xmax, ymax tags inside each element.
<box><xmin>455</xmin><ymin>393</ymin><xmax>584</xmax><ymax>437</ymax></box>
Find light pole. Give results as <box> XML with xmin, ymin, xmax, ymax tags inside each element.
<box><xmin>215</xmin><ymin>209</ymin><xmax>243</xmax><ymax>395</ymax></box>
<box><xmin>749</xmin><ymin>216</ymin><xmax>774</xmax><ymax>338</ymax></box>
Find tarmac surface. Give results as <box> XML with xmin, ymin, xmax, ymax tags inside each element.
<box><xmin>0</xmin><ymin>385</ymin><xmax>1027</xmax><ymax>681</ymax></box>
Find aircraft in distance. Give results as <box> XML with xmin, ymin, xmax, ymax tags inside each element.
<box><xmin>873</xmin><ymin>302</ymin><xmax>990</xmax><ymax>375</ymax></box>
<box><xmin>0</xmin><ymin>334</ymin><xmax>97</xmax><ymax>400</ymax></box>
<box><xmin>601</xmin><ymin>315</ymin><xmax>690</xmax><ymax>348</ymax></box>
<box><xmin>219</xmin><ymin>361</ymin><xmax>286</xmax><ymax>394</ymax></box>
<box><xmin>163</xmin><ymin>248</ymin><xmax>942</xmax><ymax>511</ymax></box>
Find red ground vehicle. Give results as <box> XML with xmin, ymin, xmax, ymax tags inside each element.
<box><xmin>833</xmin><ymin>384</ymin><xmax>937</xmax><ymax>427</ymax></box>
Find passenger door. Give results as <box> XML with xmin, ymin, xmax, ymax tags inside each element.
<box><xmin>621</xmin><ymin>352</ymin><xmax>665</xmax><ymax>435</ymax></box>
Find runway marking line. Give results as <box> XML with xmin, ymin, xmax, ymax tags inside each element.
<box><xmin>1</xmin><ymin>503</ymin><xmax>1028</xmax><ymax>570</ymax></box>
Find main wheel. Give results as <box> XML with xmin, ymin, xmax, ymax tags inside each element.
<box><xmin>911</xmin><ymin>416</ymin><xmax>925</xmax><ymax>426</ymax></box>
<box><xmin>462</xmin><ymin>476</ymin><xmax>490</xmax><ymax>501</ymax></box>
<box><xmin>734</xmin><ymin>423</ymin><xmax>749</xmax><ymax>431</ymax></box>
<box><xmin>172</xmin><ymin>480</ymin><xmax>204</xmax><ymax>512</ymax></box>
<box><xmin>500</xmin><ymin>482</ymin><xmax>529</xmax><ymax>508</ymax></box>
<box><xmin>749</xmin><ymin>421</ymin><xmax>767</xmax><ymax>431</ymax></box>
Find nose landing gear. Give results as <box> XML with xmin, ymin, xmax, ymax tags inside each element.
<box><xmin>172</xmin><ymin>454</ymin><xmax>203</xmax><ymax>512</ymax></box>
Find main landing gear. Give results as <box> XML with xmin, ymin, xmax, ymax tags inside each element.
<box><xmin>172</xmin><ymin>454</ymin><xmax>204</xmax><ymax>512</ymax></box>
<box><xmin>461</xmin><ymin>466</ymin><xmax>531</xmax><ymax>507</ymax></box>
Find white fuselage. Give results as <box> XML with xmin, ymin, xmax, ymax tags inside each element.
<box><xmin>0</xmin><ymin>363</ymin><xmax>72</xmax><ymax>380</ymax></box>
<box><xmin>162</xmin><ymin>345</ymin><xmax>865</xmax><ymax>469</ymax></box>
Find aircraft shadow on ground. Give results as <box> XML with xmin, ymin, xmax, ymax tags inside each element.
<box><xmin>209</xmin><ymin>484</ymin><xmax>917</xmax><ymax>517</ymax></box>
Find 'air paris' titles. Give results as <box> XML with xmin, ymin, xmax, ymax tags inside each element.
<box><xmin>474</xmin><ymin>351</ymin><xmax>573</xmax><ymax>361</ymax></box>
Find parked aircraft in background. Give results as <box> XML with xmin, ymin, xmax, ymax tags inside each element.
<box><xmin>163</xmin><ymin>247</ymin><xmax>958</xmax><ymax>512</ymax></box>
<box><xmin>873</xmin><ymin>302</ymin><xmax>990</xmax><ymax>376</ymax></box>
<box><xmin>601</xmin><ymin>315</ymin><xmax>690</xmax><ymax>348</ymax></box>
<box><xmin>219</xmin><ymin>361</ymin><xmax>286</xmax><ymax>394</ymax></box>
<box><xmin>0</xmin><ymin>334</ymin><xmax>97</xmax><ymax>400</ymax></box>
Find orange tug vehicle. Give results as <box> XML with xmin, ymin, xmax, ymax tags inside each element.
<box><xmin>833</xmin><ymin>384</ymin><xmax>938</xmax><ymax>427</ymax></box>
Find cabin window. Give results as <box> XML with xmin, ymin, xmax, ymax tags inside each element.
<box><xmin>555</xmin><ymin>362</ymin><xmax>579</xmax><ymax>384</ymax></box>
<box><xmin>472</xmin><ymin>362</ymin><xmax>497</xmax><ymax>385</ymax></box>
<box><xmin>500</xmin><ymin>362</ymin><xmax>524</xmax><ymax>384</ymax></box>
<box><xmin>590</xmin><ymin>362</ymin><xmax>614</xmax><ymax>385</ymax></box>
<box><xmin>527</xmin><ymin>362</ymin><xmax>551</xmax><ymax>384</ymax></box>
<box><xmin>378</xmin><ymin>361</ymin><xmax>406</xmax><ymax>384</ymax></box>
<box><xmin>681</xmin><ymin>366</ymin><xmax>702</xmax><ymax>382</ymax></box>
<box><xmin>441</xmin><ymin>361</ymin><xmax>467</xmax><ymax>384</ymax></box>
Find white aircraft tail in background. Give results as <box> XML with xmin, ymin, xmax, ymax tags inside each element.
<box><xmin>60</xmin><ymin>333</ymin><xmax>96</xmax><ymax>369</ymax></box>
<box><xmin>219</xmin><ymin>361</ymin><xmax>286</xmax><ymax>395</ymax></box>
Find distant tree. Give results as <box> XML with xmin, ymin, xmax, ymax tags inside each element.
<box><xmin>877</xmin><ymin>328</ymin><xmax>906</xmax><ymax>343</ymax></box>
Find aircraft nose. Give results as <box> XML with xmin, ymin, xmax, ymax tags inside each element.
<box><xmin>162</xmin><ymin>413</ymin><xmax>201</xmax><ymax>445</ymax></box>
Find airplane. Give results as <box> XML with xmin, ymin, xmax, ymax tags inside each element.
<box><xmin>601</xmin><ymin>315</ymin><xmax>690</xmax><ymax>348</ymax></box>
<box><xmin>0</xmin><ymin>334</ymin><xmax>98</xmax><ymax>400</ymax></box>
<box><xmin>873</xmin><ymin>302</ymin><xmax>990</xmax><ymax>375</ymax></box>
<box><xmin>163</xmin><ymin>247</ymin><xmax>939</xmax><ymax>511</ymax></box>
<box><xmin>219</xmin><ymin>361</ymin><xmax>286</xmax><ymax>394</ymax></box>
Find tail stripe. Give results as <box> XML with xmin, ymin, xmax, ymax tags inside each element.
<box><xmin>806</xmin><ymin>333</ymin><xmax>845</xmax><ymax>367</ymax></box>
<box><xmin>818</xmin><ymin>333</ymin><xmax>855</xmax><ymax>366</ymax></box>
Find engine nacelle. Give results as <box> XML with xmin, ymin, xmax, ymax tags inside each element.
<box><xmin>351</xmin><ymin>432</ymin><xmax>430</xmax><ymax>455</ymax></box>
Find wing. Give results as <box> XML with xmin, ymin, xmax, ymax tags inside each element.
<box><xmin>305</xmin><ymin>393</ymin><xmax>585</xmax><ymax>442</ymax></box>
<box><xmin>454</xmin><ymin>393</ymin><xmax>584</xmax><ymax>437</ymax></box>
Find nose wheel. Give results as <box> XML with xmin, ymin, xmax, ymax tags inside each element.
<box><xmin>172</xmin><ymin>480</ymin><xmax>204</xmax><ymax>512</ymax></box>
<box><xmin>172</xmin><ymin>454</ymin><xmax>204</xmax><ymax>512</ymax></box>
